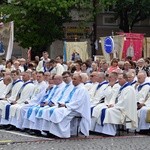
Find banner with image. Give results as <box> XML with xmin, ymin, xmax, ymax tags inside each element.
<box><xmin>143</xmin><ymin>37</ymin><xmax>150</xmax><ymax>58</ymax></box>
<box><xmin>0</xmin><ymin>21</ymin><xmax>14</xmax><ymax>60</ymax></box>
<box><xmin>65</xmin><ymin>41</ymin><xmax>89</xmax><ymax>61</ymax></box>
<box><xmin>119</xmin><ymin>33</ymin><xmax>144</xmax><ymax>61</ymax></box>
<box><xmin>100</xmin><ymin>35</ymin><xmax>124</xmax><ymax>63</ymax></box>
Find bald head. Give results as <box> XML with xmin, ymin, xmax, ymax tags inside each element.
<box><xmin>3</xmin><ymin>75</ymin><xmax>12</xmax><ymax>85</ymax></box>
<box><xmin>80</xmin><ymin>73</ymin><xmax>89</xmax><ymax>83</ymax></box>
<box><xmin>22</xmin><ymin>71</ymin><xmax>31</xmax><ymax>82</ymax></box>
<box><xmin>72</xmin><ymin>73</ymin><xmax>82</xmax><ymax>86</ymax></box>
<box><xmin>98</xmin><ymin>72</ymin><xmax>106</xmax><ymax>83</ymax></box>
<box><xmin>137</xmin><ymin>71</ymin><xmax>147</xmax><ymax>84</ymax></box>
<box><xmin>53</xmin><ymin>75</ymin><xmax>63</xmax><ymax>85</ymax></box>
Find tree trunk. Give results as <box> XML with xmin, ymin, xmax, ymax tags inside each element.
<box><xmin>119</xmin><ymin>10</ymin><xmax>130</xmax><ymax>33</ymax></box>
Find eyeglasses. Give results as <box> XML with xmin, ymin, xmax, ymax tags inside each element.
<box><xmin>63</xmin><ymin>76</ymin><xmax>70</xmax><ymax>79</ymax></box>
<box><xmin>90</xmin><ymin>75</ymin><xmax>96</xmax><ymax>77</ymax></box>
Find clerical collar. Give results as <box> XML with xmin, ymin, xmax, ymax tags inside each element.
<box><xmin>137</xmin><ymin>82</ymin><xmax>150</xmax><ymax>91</ymax></box>
<box><xmin>119</xmin><ymin>82</ymin><xmax>131</xmax><ymax>92</ymax></box>
<box><xmin>24</xmin><ymin>80</ymin><xmax>33</xmax><ymax>84</ymax></box>
<box><xmin>130</xmin><ymin>80</ymin><xmax>137</xmax><ymax>85</ymax></box>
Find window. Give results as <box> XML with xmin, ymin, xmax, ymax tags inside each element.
<box><xmin>103</xmin><ymin>15</ymin><xmax>118</xmax><ymax>25</ymax></box>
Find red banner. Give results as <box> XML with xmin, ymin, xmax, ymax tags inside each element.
<box><xmin>119</xmin><ymin>33</ymin><xmax>144</xmax><ymax>61</ymax></box>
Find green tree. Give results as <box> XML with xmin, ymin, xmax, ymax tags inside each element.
<box><xmin>0</xmin><ymin>0</ymin><xmax>88</xmax><ymax>55</ymax></box>
<box><xmin>99</xmin><ymin>0</ymin><xmax>150</xmax><ymax>32</ymax></box>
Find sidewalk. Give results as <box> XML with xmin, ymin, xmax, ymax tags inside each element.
<box><xmin>0</xmin><ymin>129</ymin><xmax>149</xmax><ymax>150</ymax></box>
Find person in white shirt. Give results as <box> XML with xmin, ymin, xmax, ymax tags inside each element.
<box><xmin>50</xmin><ymin>59</ymin><xmax>64</xmax><ymax>75</ymax></box>
<box><xmin>36</xmin><ymin>51</ymin><xmax>50</xmax><ymax>72</ymax></box>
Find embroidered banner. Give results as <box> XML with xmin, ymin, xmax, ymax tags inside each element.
<box><xmin>0</xmin><ymin>21</ymin><xmax>14</xmax><ymax>60</ymax></box>
<box><xmin>119</xmin><ymin>33</ymin><xmax>144</xmax><ymax>61</ymax></box>
<box><xmin>65</xmin><ymin>41</ymin><xmax>88</xmax><ymax>61</ymax></box>
<box><xmin>100</xmin><ymin>35</ymin><xmax>124</xmax><ymax>63</ymax></box>
<box><xmin>143</xmin><ymin>37</ymin><xmax>150</xmax><ymax>58</ymax></box>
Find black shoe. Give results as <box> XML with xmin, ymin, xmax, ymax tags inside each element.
<box><xmin>0</xmin><ymin>125</ymin><xmax>5</xmax><ymax>129</ymax></box>
<box><xmin>102</xmin><ymin>133</ymin><xmax>114</xmax><ymax>137</ymax></box>
<box><xmin>139</xmin><ymin>129</ymin><xmax>150</xmax><ymax>135</ymax></box>
<box><xmin>28</xmin><ymin>129</ymin><xmax>41</xmax><ymax>136</ymax></box>
<box><xmin>5</xmin><ymin>125</ymin><xmax>16</xmax><ymax>131</ymax></box>
<box><xmin>27</xmin><ymin>129</ymin><xmax>36</xmax><ymax>135</ymax></box>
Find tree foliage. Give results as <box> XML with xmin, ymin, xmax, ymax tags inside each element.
<box><xmin>99</xmin><ymin>0</ymin><xmax>150</xmax><ymax>32</ymax></box>
<box><xmin>0</xmin><ymin>0</ymin><xmax>88</xmax><ymax>54</ymax></box>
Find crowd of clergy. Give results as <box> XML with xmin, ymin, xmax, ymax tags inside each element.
<box><xmin>0</xmin><ymin>51</ymin><xmax>149</xmax><ymax>138</ymax></box>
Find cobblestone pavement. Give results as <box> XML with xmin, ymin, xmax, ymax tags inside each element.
<box><xmin>0</xmin><ymin>129</ymin><xmax>150</xmax><ymax>150</ymax></box>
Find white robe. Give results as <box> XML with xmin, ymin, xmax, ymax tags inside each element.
<box><xmin>36</xmin><ymin>59</ymin><xmax>50</xmax><ymax>72</ymax></box>
<box><xmin>31</xmin><ymin>83</ymin><xmax>74</xmax><ymax>131</ymax></box>
<box><xmin>22</xmin><ymin>82</ymin><xmax>66</xmax><ymax>129</ymax></box>
<box><xmin>49</xmin><ymin>83</ymin><xmax>91</xmax><ymax>138</ymax></box>
<box><xmin>10</xmin><ymin>81</ymin><xmax>47</xmax><ymax>127</ymax></box>
<box><xmin>16</xmin><ymin>85</ymin><xmax>54</xmax><ymax>129</ymax></box>
<box><xmin>55</xmin><ymin>63</ymin><xmax>64</xmax><ymax>75</ymax></box>
<box><xmin>91</xmin><ymin>83</ymin><xmax>120</xmax><ymax>130</ymax></box>
<box><xmin>29</xmin><ymin>83</ymin><xmax>74</xmax><ymax>130</ymax></box>
<box><xmin>0</xmin><ymin>80</ymin><xmax>7</xmax><ymax>98</ymax></box>
<box><xmin>136</xmin><ymin>81</ymin><xmax>150</xmax><ymax>104</ymax></box>
<box><xmin>0</xmin><ymin>79</ymin><xmax>24</xmax><ymax>118</ymax></box>
<box><xmin>0</xmin><ymin>81</ymin><xmax>12</xmax><ymax>99</ymax></box>
<box><xmin>90</xmin><ymin>81</ymin><xmax>108</xmax><ymax>107</ymax></box>
<box><xmin>8</xmin><ymin>81</ymin><xmax>35</xmax><ymax>118</ymax></box>
<box><xmin>95</xmin><ymin>84</ymin><xmax>138</xmax><ymax>135</ymax></box>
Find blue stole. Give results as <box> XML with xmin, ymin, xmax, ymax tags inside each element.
<box><xmin>100</xmin><ymin>82</ymin><xmax>131</xmax><ymax>126</ymax></box>
<box><xmin>6</xmin><ymin>79</ymin><xmax>23</xmax><ymax>96</ymax></box>
<box><xmin>64</xmin><ymin>87</ymin><xmax>77</xmax><ymax>104</ymax></box>
<box><xmin>96</xmin><ymin>81</ymin><xmax>108</xmax><ymax>90</ymax></box>
<box><xmin>16</xmin><ymin>81</ymin><xmax>33</xmax><ymax>99</ymax></box>
<box><xmin>5</xmin><ymin>81</ymin><xmax>33</xmax><ymax>120</ymax></box>
<box><xmin>119</xmin><ymin>82</ymin><xmax>131</xmax><ymax>93</ymax></box>
<box><xmin>27</xmin><ymin>87</ymin><xmax>54</xmax><ymax>119</ymax></box>
<box><xmin>36</xmin><ymin>86</ymin><xmax>60</xmax><ymax>117</ymax></box>
<box><xmin>57</xmin><ymin>84</ymin><xmax>70</xmax><ymax>102</ymax></box>
<box><xmin>49</xmin><ymin>87</ymin><xmax>77</xmax><ymax>116</ymax></box>
<box><xmin>27</xmin><ymin>106</ymin><xmax>40</xmax><ymax>119</ymax></box>
<box><xmin>37</xmin><ymin>85</ymin><xmax>69</xmax><ymax>118</ymax></box>
<box><xmin>91</xmin><ymin>106</ymin><xmax>94</xmax><ymax>116</ymax></box>
<box><xmin>48</xmin><ymin>86</ymin><xmax>58</xmax><ymax>106</ymax></box>
<box><xmin>130</xmin><ymin>80</ymin><xmax>137</xmax><ymax>86</ymax></box>
<box><xmin>43</xmin><ymin>61</ymin><xmax>45</xmax><ymax>67</ymax></box>
<box><xmin>91</xmin><ymin>81</ymin><xmax>108</xmax><ymax>115</ymax></box>
<box><xmin>40</xmin><ymin>87</ymin><xmax>54</xmax><ymax>104</ymax></box>
<box><xmin>137</xmin><ymin>83</ymin><xmax>150</xmax><ymax>91</ymax></box>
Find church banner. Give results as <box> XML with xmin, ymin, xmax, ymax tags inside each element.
<box><xmin>100</xmin><ymin>35</ymin><xmax>124</xmax><ymax>63</ymax></box>
<box><xmin>65</xmin><ymin>41</ymin><xmax>88</xmax><ymax>61</ymax></box>
<box><xmin>0</xmin><ymin>21</ymin><xmax>14</xmax><ymax>60</ymax></box>
<box><xmin>119</xmin><ymin>33</ymin><xmax>144</xmax><ymax>61</ymax></box>
<box><xmin>143</xmin><ymin>37</ymin><xmax>150</xmax><ymax>58</ymax></box>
